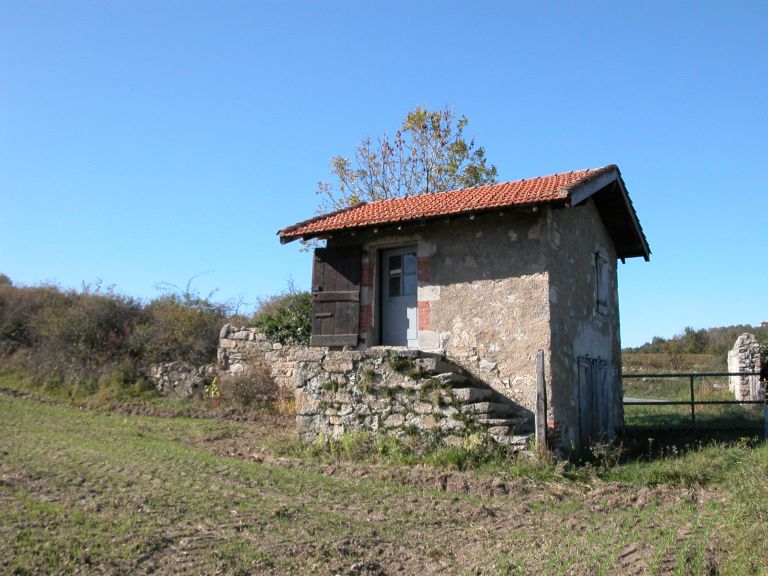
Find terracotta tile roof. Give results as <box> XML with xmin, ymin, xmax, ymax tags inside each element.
<box><xmin>279</xmin><ymin>165</ymin><xmax>619</xmax><ymax>242</ymax></box>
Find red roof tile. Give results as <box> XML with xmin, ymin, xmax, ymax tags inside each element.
<box><xmin>279</xmin><ymin>165</ymin><xmax>617</xmax><ymax>242</ymax></box>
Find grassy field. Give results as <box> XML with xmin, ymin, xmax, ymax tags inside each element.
<box><xmin>622</xmin><ymin>365</ymin><xmax>764</xmax><ymax>432</ymax></box>
<box><xmin>2</xmin><ymin>376</ymin><xmax>768</xmax><ymax>575</ymax></box>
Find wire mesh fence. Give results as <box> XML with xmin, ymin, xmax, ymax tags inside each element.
<box><xmin>623</xmin><ymin>372</ymin><xmax>765</xmax><ymax>433</ymax></box>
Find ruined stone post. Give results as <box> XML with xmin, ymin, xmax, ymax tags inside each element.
<box><xmin>727</xmin><ymin>333</ymin><xmax>763</xmax><ymax>401</ymax></box>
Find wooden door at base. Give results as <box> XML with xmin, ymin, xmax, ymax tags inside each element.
<box><xmin>578</xmin><ymin>356</ymin><xmax>612</xmax><ymax>447</ymax></box>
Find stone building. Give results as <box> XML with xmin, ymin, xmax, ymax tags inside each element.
<box><xmin>279</xmin><ymin>165</ymin><xmax>650</xmax><ymax>449</ymax></box>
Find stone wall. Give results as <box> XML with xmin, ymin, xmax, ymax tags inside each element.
<box><xmin>293</xmin><ymin>347</ymin><xmax>532</xmax><ymax>446</ymax></box>
<box><xmin>149</xmin><ymin>361</ymin><xmax>216</xmax><ymax>397</ymax></box>
<box><xmin>329</xmin><ymin>210</ymin><xmax>551</xmax><ymax>412</ymax></box>
<box><xmin>150</xmin><ymin>325</ymin><xmax>302</xmax><ymax>398</ymax></box>
<box><xmin>547</xmin><ymin>199</ymin><xmax>623</xmax><ymax>447</ymax></box>
<box><xmin>217</xmin><ymin>324</ymin><xmax>303</xmax><ymax>395</ymax></box>
<box><xmin>727</xmin><ymin>333</ymin><xmax>764</xmax><ymax>401</ymax></box>
<box><xmin>149</xmin><ymin>327</ymin><xmax>535</xmax><ymax>447</ymax></box>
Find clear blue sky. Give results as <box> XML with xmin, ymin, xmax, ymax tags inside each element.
<box><xmin>1</xmin><ymin>1</ymin><xmax>766</xmax><ymax>347</ymax></box>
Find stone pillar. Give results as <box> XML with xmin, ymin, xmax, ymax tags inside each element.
<box><xmin>727</xmin><ymin>333</ymin><xmax>763</xmax><ymax>401</ymax></box>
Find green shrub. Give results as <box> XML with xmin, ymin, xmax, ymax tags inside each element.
<box><xmin>0</xmin><ymin>284</ymin><xmax>49</xmax><ymax>355</ymax></box>
<box><xmin>385</xmin><ymin>350</ymin><xmax>413</xmax><ymax>372</ymax></box>
<box><xmin>138</xmin><ymin>290</ymin><xmax>226</xmax><ymax>365</ymax></box>
<box><xmin>0</xmin><ymin>280</ymin><xmax>230</xmax><ymax>399</ymax></box>
<box><xmin>0</xmin><ymin>282</ymin><xmax>146</xmax><ymax>386</ymax></box>
<box><xmin>303</xmin><ymin>428</ymin><xmax>522</xmax><ymax>471</ymax></box>
<box><xmin>252</xmin><ymin>290</ymin><xmax>311</xmax><ymax>346</ymax></box>
<box><xmin>358</xmin><ymin>369</ymin><xmax>375</xmax><ymax>394</ymax></box>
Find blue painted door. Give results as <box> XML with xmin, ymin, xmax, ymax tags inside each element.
<box><xmin>381</xmin><ymin>247</ymin><xmax>418</xmax><ymax>346</ymax></box>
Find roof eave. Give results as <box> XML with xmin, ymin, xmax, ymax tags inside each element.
<box><xmin>277</xmin><ymin>202</ymin><xmax>369</xmax><ymax>244</ymax></box>
<box><xmin>277</xmin><ymin>199</ymin><xmax>569</xmax><ymax>244</ymax></box>
<box><xmin>567</xmin><ymin>166</ymin><xmax>650</xmax><ymax>262</ymax></box>
<box><xmin>567</xmin><ymin>164</ymin><xmax>620</xmax><ymax>205</ymax></box>
<box><xmin>613</xmin><ymin>175</ymin><xmax>651</xmax><ymax>261</ymax></box>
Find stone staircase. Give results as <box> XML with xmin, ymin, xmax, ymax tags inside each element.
<box><xmin>412</xmin><ymin>354</ymin><xmax>534</xmax><ymax>449</ymax></box>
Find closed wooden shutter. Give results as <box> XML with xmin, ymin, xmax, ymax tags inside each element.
<box><xmin>310</xmin><ymin>246</ymin><xmax>361</xmax><ymax>347</ymax></box>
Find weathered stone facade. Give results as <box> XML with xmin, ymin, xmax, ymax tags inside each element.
<box><xmin>727</xmin><ymin>333</ymin><xmax>764</xmax><ymax>401</ymax></box>
<box><xmin>329</xmin><ymin>200</ymin><xmax>623</xmax><ymax>449</ymax></box>
<box><xmin>546</xmin><ymin>201</ymin><xmax>622</xmax><ymax>447</ymax></box>
<box><xmin>279</xmin><ymin>165</ymin><xmax>650</xmax><ymax>451</ymax></box>
<box><xmin>149</xmin><ymin>361</ymin><xmax>216</xmax><ymax>397</ymax></box>
<box><xmin>332</xmin><ymin>212</ymin><xmax>549</xmax><ymax>406</ymax></box>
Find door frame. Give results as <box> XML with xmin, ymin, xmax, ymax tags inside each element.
<box><xmin>377</xmin><ymin>244</ymin><xmax>418</xmax><ymax>347</ymax></box>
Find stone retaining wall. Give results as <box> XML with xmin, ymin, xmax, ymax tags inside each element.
<box><xmin>217</xmin><ymin>325</ymin><xmax>302</xmax><ymax>395</ymax></box>
<box><xmin>149</xmin><ymin>323</ymin><xmax>287</xmax><ymax>398</ymax></box>
<box><xmin>292</xmin><ymin>347</ymin><xmax>531</xmax><ymax>444</ymax></box>
<box><xmin>149</xmin><ymin>361</ymin><xmax>216</xmax><ymax>397</ymax></box>
<box><xmin>155</xmin><ymin>325</ymin><xmax>533</xmax><ymax>447</ymax></box>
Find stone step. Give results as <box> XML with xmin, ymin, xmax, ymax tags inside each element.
<box><xmin>474</xmin><ymin>417</ymin><xmax>528</xmax><ymax>427</ymax></box>
<box><xmin>460</xmin><ymin>402</ymin><xmax>516</xmax><ymax>416</ymax></box>
<box><xmin>491</xmin><ymin>434</ymin><xmax>532</xmax><ymax>448</ymax></box>
<box><xmin>433</xmin><ymin>372</ymin><xmax>469</xmax><ymax>386</ymax></box>
<box><xmin>451</xmin><ymin>387</ymin><xmax>495</xmax><ymax>403</ymax></box>
<box><xmin>481</xmin><ymin>419</ymin><xmax>533</xmax><ymax>435</ymax></box>
<box><xmin>413</xmin><ymin>356</ymin><xmax>458</xmax><ymax>375</ymax></box>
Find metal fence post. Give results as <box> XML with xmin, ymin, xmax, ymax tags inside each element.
<box><xmin>764</xmin><ymin>405</ymin><xmax>767</xmax><ymax>442</ymax></box>
<box><xmin>689</xmin><ymin>375</ymin><xmax>696</xmax><ymax>427</ymax></box>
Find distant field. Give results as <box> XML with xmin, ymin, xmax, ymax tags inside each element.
<box><xmin>2</xmin><ymin>376</ymin><xmax>768</xmax><ymax>574</ymax></box>
<box><xmin>622</xmin><ymin>353</ymin><xmax>724</xmax><ymax>374</ymax></box>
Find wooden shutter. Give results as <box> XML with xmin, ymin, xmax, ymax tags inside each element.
<box><xmin>595</xmin><ymin>253</ymin><xmax>610</xmax><ymax>315</ymax></box>
<box><xmin>310</xmin><ymin>246</ymin><xmax>361</xmax><ymax>347</ymax></box>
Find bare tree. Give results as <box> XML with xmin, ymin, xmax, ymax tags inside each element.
<box><xmin>317</xmin><ymin>107</ymin><xmax>497</xmax><ymax>212</ymax></box>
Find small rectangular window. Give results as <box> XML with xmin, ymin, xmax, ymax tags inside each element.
<box><xmin>388</xmin><ymin>255</ymin><xmax>402</xmax><ymax>275</ymax></box>
<box><xmin>384</xmin><ymin>249</ymin><xmax>416</xmax><ymax>299</ymax></box>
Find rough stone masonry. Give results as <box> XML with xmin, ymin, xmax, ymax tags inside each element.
<box><xmin>290</xmin><ymin>347</ymin><xmax>533</xmax><ymax>447</ymax></box>
<box><xmin>727</xmin><ymin>333</ymin><xmax>764</xmax><ymax>401</ymax></box>
<box><xmin>217</xmin><ymin>326</ymin><xmax>534</xmax><ymax>447</ymax></box>
<box><xmin>149</xmin><ymin>325</ymin><xmax>534</xmax><ymax>448</ymax></box>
